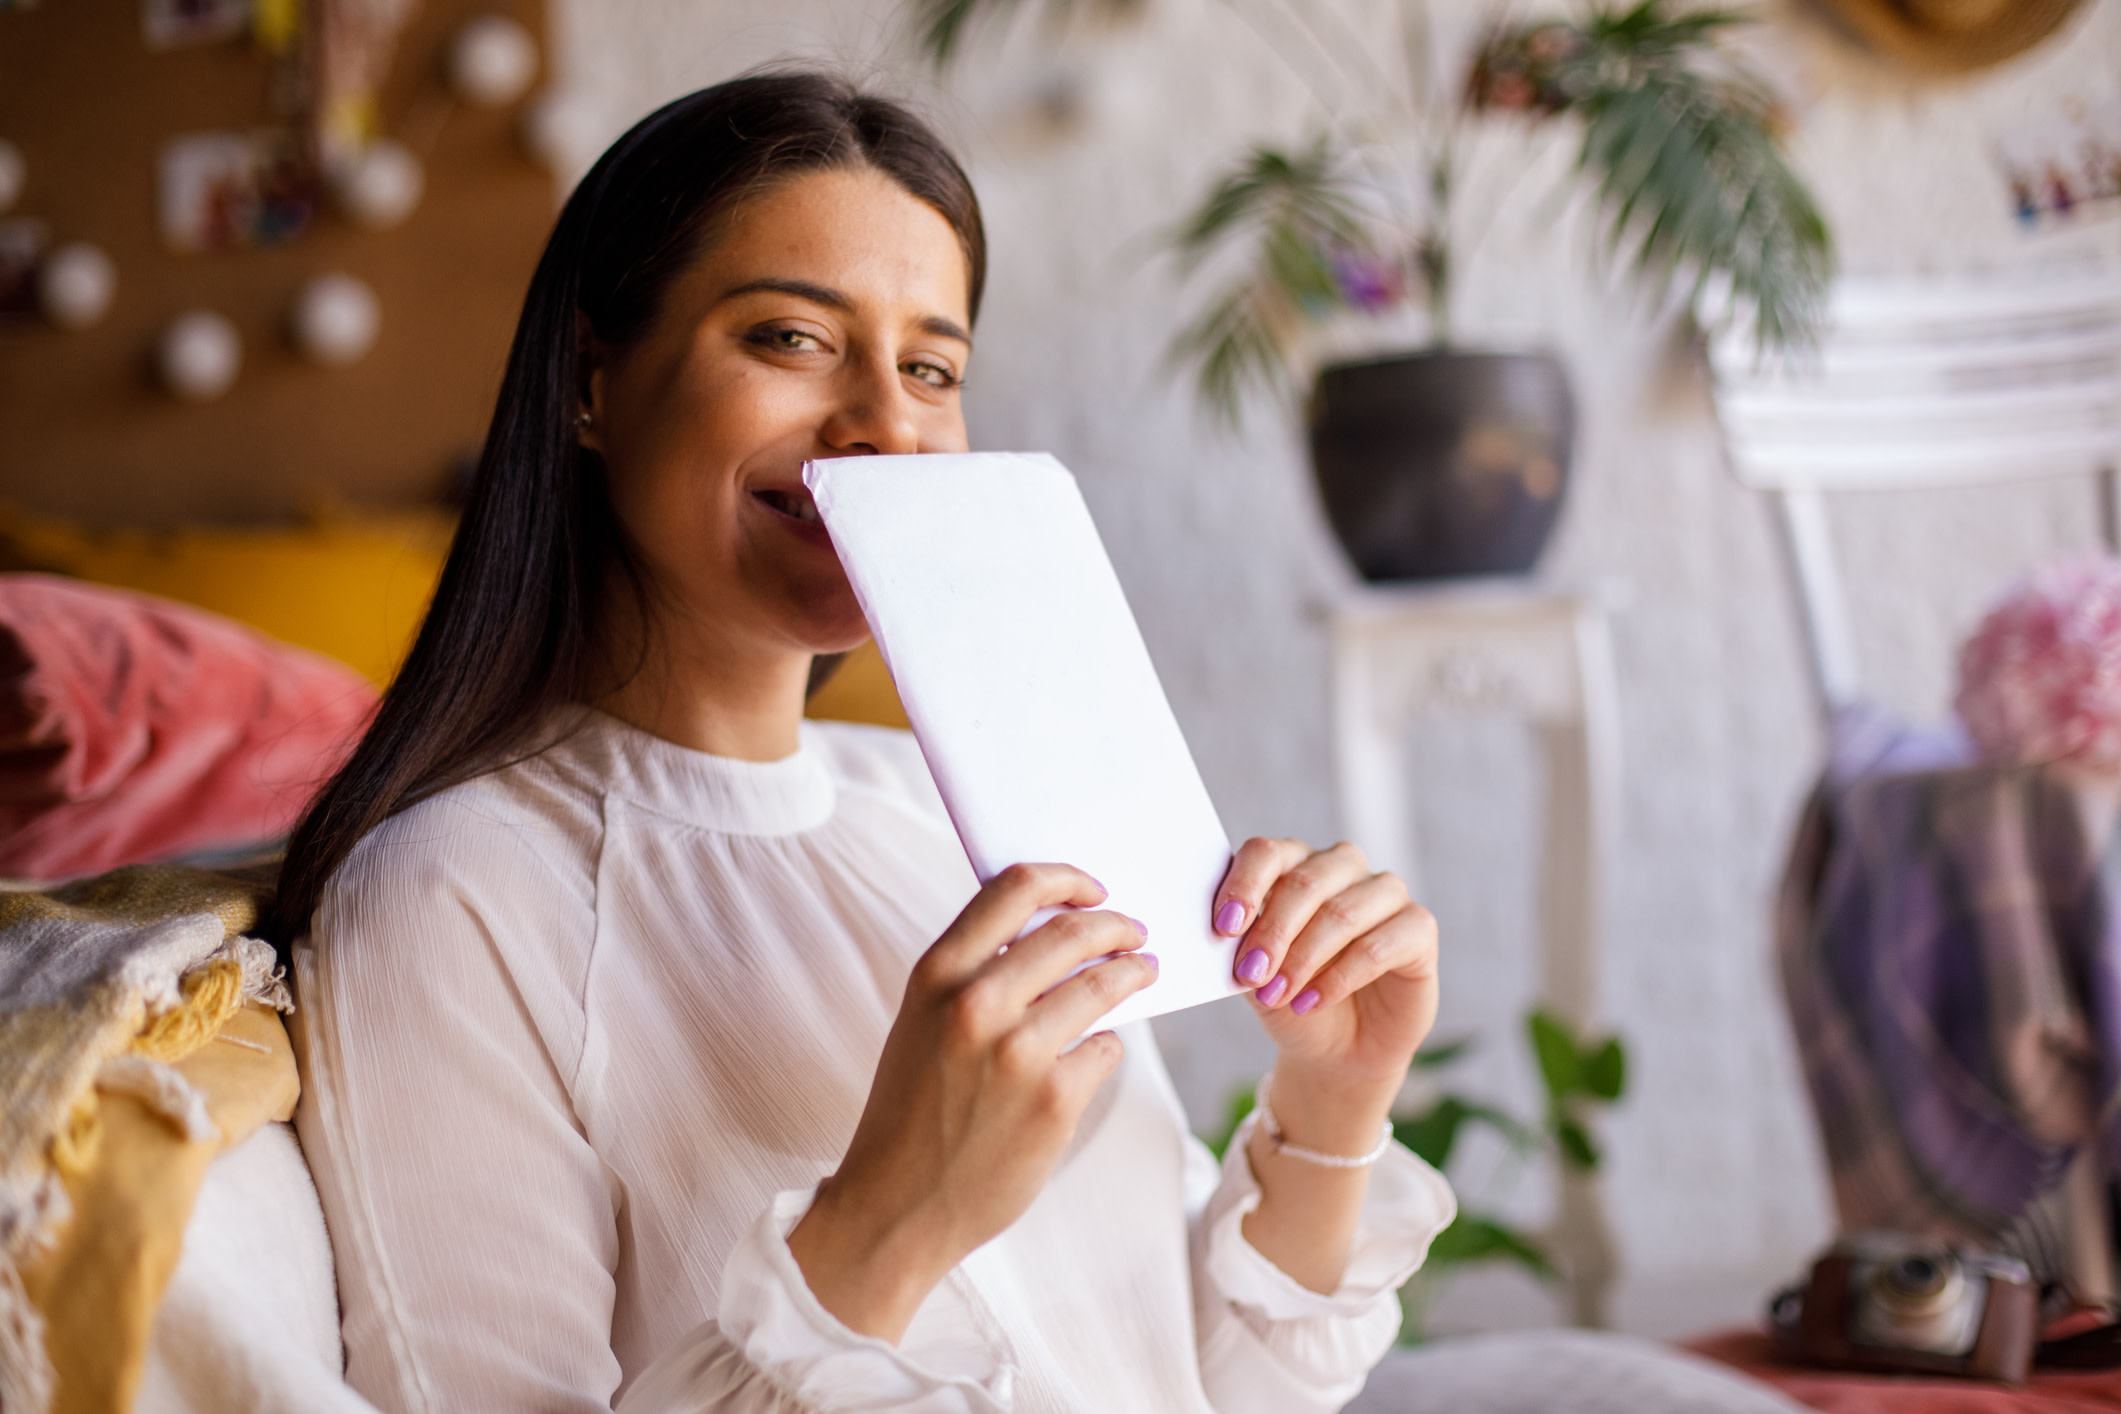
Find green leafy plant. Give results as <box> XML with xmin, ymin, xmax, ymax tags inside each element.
<box><xmin>1528</xmin><ymin>1007</ymin><xmax>1627</xmax><ymax>1169</ymax></box>
<box><xmin>916</xmin><ymin>0</ymin><xmax>1831</xmax><ymax>423</ymax></box>
<box><xmin>1204</xmin><ymin>1007</ymin><xmax>1627</xmax><ymax>1341</ymax></box>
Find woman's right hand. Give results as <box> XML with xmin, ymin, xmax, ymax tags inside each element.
<box><xmin>786</xmin><ymin>863</ymin><xmax>1156</xmax><ymax>1343</ymax></box>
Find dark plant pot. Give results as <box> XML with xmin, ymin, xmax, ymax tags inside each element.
<box><xmin>1307</xmin><ymin>350</ymin><xmax>1576</xmax><ymax>582</ymax></box>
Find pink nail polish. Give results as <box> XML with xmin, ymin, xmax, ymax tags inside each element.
<box><xmin>1257</xmin><ymin>974</ymin><xmax>1289</xmax><ymax>1007</ymax></box>
<box><xmin>1140</xmin><ymin>952</ymin><xmax>1160</xmax><ymax>970</ymax></box>
<box><xmin>1131</xmin><ymin>916</ymin><xmax>1148</xmax><ymax>937</ymax></box>
<box><xmin>1290</xmin><ymin>988</ymin><xmax>1322</xmax><ymax>1015</ymax></box>
<box><xmin>1236</xmin><ymin>948</ymin><xmax>1270</xmax><ymax>985</ymax></box>
<box><xmin>1215</xmin><ymin>900</ymin><xmax>1246</xmax><ymax>935</ymax></box>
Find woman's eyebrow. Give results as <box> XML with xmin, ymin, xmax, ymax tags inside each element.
<box><xmin>722</xmin><ymin>276</ymin><xmax>851</xmax><ymax>311</ymax></box>
<box><xmin>918</xmin><ymin>314</ymin><xmax>973</xmax><ymax>347</ymax></box>
<box><xmin>720</xmin><ymin>277</ymin><xmax>971</xmax><ymax>347</ymax></box>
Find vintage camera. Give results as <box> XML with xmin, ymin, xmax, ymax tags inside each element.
<box><xmin>1770</xmin><ymin>1232</ymin><xmax>2039</xmax><ymax>1383</ymax></box>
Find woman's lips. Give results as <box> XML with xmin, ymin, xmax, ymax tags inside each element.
<box><xmin>751</xmin><ymin>486</ymin><xmax>834</xmax><ymax>543</ymax></box>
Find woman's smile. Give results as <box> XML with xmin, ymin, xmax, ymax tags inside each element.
<box><xmin>752</xmin><ymin>484</ymin><xmax>825</xmax><ymax>529</ymax></box>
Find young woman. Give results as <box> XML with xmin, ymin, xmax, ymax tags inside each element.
<box><xmin>278</xmin><ymin>72</ymin><xmax>1451</xmax><ymax>1414</ymax></box>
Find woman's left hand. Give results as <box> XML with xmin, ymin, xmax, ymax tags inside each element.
<box><xmin>1216</xmin><ymin>838</ymin><xmax>1439</xmax><ymax>1089</ymax></box>
<box><xmin>1215</xmin><ymin>840</ymin><xmax>1440</xmax><ymax>1296</ymax></box>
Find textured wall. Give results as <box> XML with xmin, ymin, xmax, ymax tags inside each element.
<box><xmin>548</xmin><ymin>0</ymin><xmax>2121</xmax><ymax>1337</ymax></box>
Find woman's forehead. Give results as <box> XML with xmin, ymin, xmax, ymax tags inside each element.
<box><xmin>690</xmin><ymin>167</ymin><xmax>973</xmax><ymax>325</ymax></box>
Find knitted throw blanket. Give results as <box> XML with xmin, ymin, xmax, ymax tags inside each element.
<box><xmin>1778</xmin><ymin>706</ymin><xmax>2121</xmax><ymax>1258</ymax></box>
<box><xmin>0</xmin><ymin>864</ymin><xmax>288</xmax><ymax>1413</ymax></box>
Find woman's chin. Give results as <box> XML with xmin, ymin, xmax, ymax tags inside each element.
<box><xmin>779</xmin><ymin>594</ymin><xmax>871</xmax><ymax>656</ymax></box>
<box><xmin>807</xmin><ymin>620</ymin><xmax>874</xmax><ymax>656</ymax></box>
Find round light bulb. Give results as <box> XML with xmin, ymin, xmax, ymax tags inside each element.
<box><xmin>0</xmin><ymin>140</ymin><xmax>24</xmax><ymax>214</ymax></box>
<box><xmin>519</xmin><ymin>88</ymin><xmax>602</xmax><ymax>177</ymax></box>
<box><xmin>38</xmin><ymin>242</ymin><xmax>116</xmax><ymax>330</ymax></box>
<box><xmin>332</xmin><ymin>140</ymin><xmax>424</xmax><ymax>229</ymax></box>
<box><xmin>290</xmin><ymin>272</ymin><xmax>381</xmax><ymax>367</ymax></box>
<box><xmin>450</xmin><ymin>16</ymin><xmax>539</xmax><ymax>108</ymax></box>
<box><xmin>158</xmin><ymin>310</ymin><xmax>242</xmax><ymax>401</ymax></box>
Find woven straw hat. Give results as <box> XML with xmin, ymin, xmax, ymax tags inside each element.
<box><xmin>1810</xmin><ymin>0</ymin><xmax>2086</xmax><ymax>71</ymax></box>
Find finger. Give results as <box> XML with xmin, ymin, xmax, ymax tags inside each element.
<box><xmin>1230</xmin><ymin>843</ymin><xmax>1370</xmax><ymax>993</ymax></box>
<box><xmin>976</xmin><ymin>907</ymin><xmax>1146</xmax><ymax>1012</ymax></box>
<box><xmin>1280</xmin><ymin>903</ymin><xmax>1438</xmax><ymax>1017</ymax></box>
<box><xmin>921</xmin><ymin>863</ymin><xmax>1108</xmax><ymax>981</ymax></box>
<box><xmin>1048</xmin><ymin>1028</ymin><xmax>1127</xmax><ymax>1108</ymax></box>
<box><xmin>1017</xmin><ymin>950</ymin><xmax>1160</xmax><ymax>1052</ymax></box>
<box><xmin>1213</xmin><ymin>837</ymin><xmax>1310</xmax><ymax>939</ymax></box>
<box><xmin>1252</xmin><ymin>871</ymin><xmax>1408</xmax><ymax>1010</ymax></box>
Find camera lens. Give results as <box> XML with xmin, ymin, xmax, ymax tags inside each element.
<box><xmin>1849</xmin><ymin>1247</ymin><xmax>1981</xmax><ymax>1356</ymax></box>
<box><xmin>1881</xmin><ymin>1254</ymin><xmax>1949</xmax><ymax>1302</ymax></box>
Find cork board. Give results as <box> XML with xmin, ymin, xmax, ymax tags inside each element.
<box><xmin>0</xmin><ymin>0</ymin><xmax>553</xmax><ymax>524</ymax></box>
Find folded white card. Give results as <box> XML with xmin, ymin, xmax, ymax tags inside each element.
<box><xmin>805</xmin><ymin>452</ymin><xmax>1243</xmax><ymax>1030</ymax></box>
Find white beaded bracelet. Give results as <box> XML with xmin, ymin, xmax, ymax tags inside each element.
<box><xmin>1252</xmin><ymin>1073</ymin><xmax>1394</xmax><ymax>1169</ymax></box>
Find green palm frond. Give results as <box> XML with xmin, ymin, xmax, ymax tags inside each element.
<box><xmin>1165</xmin><ymin>141</ymin><xmax>1376</xmax><ymax>424</ymax></box>
<box><xmin>1576</xmin><ymin>76</ymin><xmax>1828</xmax><ymax>347</ymax></box>
<box><xmin>914</xmin><ymin>0</ymin><xmax>1002</xmax><ymax>63</ymax></box>
<box><xmin>1506</xmin><ymin>0</ymin><xmax>1833</xmax><ymax>348</ymax></box>
<box><xmin>1583</xmin><ymin>0</ymin><xmax>1749</xmax><ymax>58</ymax></box>
<box><xmin>912</xmin><ymin>0</ymin><xmax>1143</xmax><ymax>66</ymax></box>
<box><xmin>1171</xmin><ymin>143</ymin><xmax>1365</xmax><ymax>259</ymax></box>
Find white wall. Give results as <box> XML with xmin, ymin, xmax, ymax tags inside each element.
<box><xmin>548</xmin><ymin>0</ymin><xmax>2121</xmax><ymax>1339</ymax></box>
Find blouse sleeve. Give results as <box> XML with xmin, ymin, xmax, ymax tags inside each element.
<box><xmin>295</xmin><ymin>797</ymin><xmax>1015</xmax><ymax>1414</ymax></box>
<box><xmin>1185</xmin><ymin>1111</ymin><xmax>1456</xmax><ymax>1414</ymax></box>
<box><xmin>618</xmin><ymin>1188</ymin><xmax>1015</xmax><ymax>1414</ymax></box>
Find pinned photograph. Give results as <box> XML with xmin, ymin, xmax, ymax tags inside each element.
<box><xmin>158</xmin><ymin>129</ymin><xmax>317</xmax><ymax>251</ymax></box>
<box><xmin>142</xmin><ymin>0</ymin><xmax>250</xmax><ymax>48</ymax></box>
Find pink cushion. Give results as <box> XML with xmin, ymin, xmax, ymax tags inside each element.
<box><xmin>0</xmin><ymin>575</ymin><xmax>378</xmax><ymax>880</ymax></box>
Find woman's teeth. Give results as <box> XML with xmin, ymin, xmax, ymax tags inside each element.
<box><xmin>758</xmin><ymin>489</ymin><xmax>821</xmax><ymax>525</ymax></box>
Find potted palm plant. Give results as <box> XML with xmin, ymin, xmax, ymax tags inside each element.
<box><xmin>919</xmin><ymin>0</ymin><xmax>1831</xmax><ymax>581</ymax></box>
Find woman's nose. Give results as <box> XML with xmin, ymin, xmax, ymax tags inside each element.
<box><xmin>820</xmin><ymin>361</ymin><xmax>921</xmax><ymax>456</ymax></box>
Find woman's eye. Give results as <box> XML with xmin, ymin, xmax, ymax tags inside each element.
<box><xmin>904</xmin><ymin>358</ymin><xmax>962</xmax><ymax>390</ymax></box>
<box><xmin>749</xmin><ymin>325</ymin><xmax>824</xmax><ymax>354</ymax></box>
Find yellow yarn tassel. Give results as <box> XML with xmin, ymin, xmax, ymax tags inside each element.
<box><xmin>132</xmin><ymin>959</ymin><xmax>246</xmax><ymax>1066</ymax></box>
<box><xmin>49</xmin><ymin>958</ymin><xmax>246</xmax><ymax>1172</ymax></box>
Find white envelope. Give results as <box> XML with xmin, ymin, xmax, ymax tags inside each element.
<box><xmin>805</xmin><ymin>452</ymin><xmax>1244</xmax><ymax>1030</ymax></box>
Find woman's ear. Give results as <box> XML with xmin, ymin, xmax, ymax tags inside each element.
<box><xmin>575</xmin><ymin>310</ymin><xmax>608</xmax><ymax>456</ymax></box>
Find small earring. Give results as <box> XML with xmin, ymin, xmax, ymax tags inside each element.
<box><xmin>575</xmin><ymin>409</ymin><xmax>593</xmax><ymax>430</ymax></box>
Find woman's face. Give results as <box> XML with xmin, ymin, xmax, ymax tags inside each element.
<box><xmin>582</xmin><ymin>165</ymin><xmax>973</xmax><ymax>662</ymax></box>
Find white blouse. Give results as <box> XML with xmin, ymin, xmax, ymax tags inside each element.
<box><xmin>292</xmin><ymin>711</ymin><xmax>1453</xmax><ymax>1414</ymax></box>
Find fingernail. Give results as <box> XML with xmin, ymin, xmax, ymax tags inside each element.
<box><xmin>1131</xmin><ymin>916</ymin><xmax>1147</xmax><ymax>937</ymax></box>
<box><xmin>1236</xmin><ymin>948</ymin><xmax>1270</xmax><ymax>985</ymax></box>
<box><xmin>1091</xmin><ymin>877</ymin><xmax>1108</xmax><ymax>896</ymax></box>
<box><xmin>1290</xmin><ymin>988</ymin><xmax>1322</xmax><ymax>1015</ymax></box>
<box><xmin>1257</xmin><ymin>974</ymin><xmax>1289</xmax><ymax>1007</ymax></box>
<box><xmin>1140</xmin><ymin>952</ymin><xmax>1159</xmax><ymax>970</ymax></box>
<box><xmin>1215</xmin><ymin>900</ymin><xmax>1247</xmax><ymax>935</ymax></box>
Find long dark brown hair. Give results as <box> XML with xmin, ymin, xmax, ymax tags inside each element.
<box><xmin>270</xmin><ymin>72</ymin><xmax>986</xmax><ymax>945</ymax></box>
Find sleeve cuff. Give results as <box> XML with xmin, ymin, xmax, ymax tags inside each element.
<box><xmin>1201</xmin><ymin>1110</ymin><xmax>1457</xmax><ymax>1323</ymax></box>
<box><xmin>715</xmin><ymin>1186</ymin><xmax>1019</xmax><ymax>1414</ymax></box>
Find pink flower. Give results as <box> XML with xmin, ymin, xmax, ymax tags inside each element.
<box><xmin>1955</xmin><ymin>557</ymin><xmax>2121</xmax><ymax>771</ymax></box>
<box><xmin>1328</xmin><ymin>248</ymin><xmax>1404</xmax><ymax>314</ymax></box>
